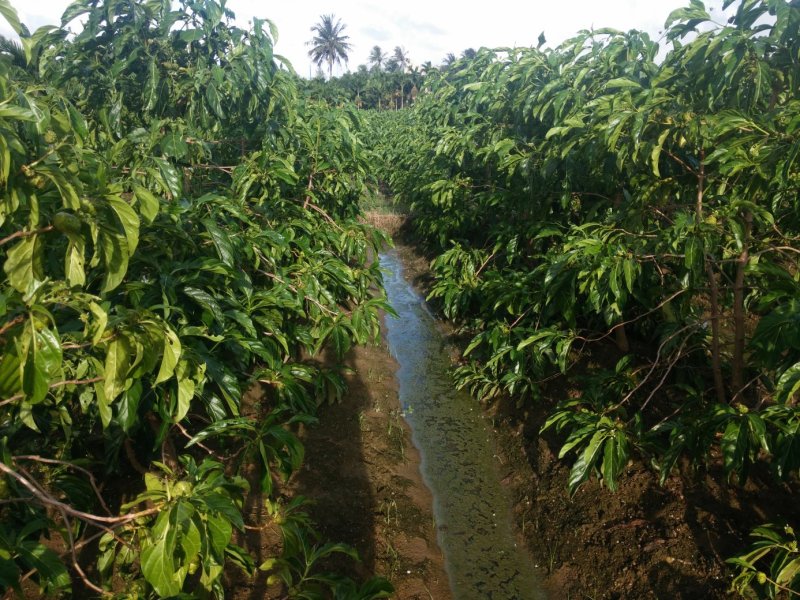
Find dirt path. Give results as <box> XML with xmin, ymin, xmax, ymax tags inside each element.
<box><xmin>292</xmin><ymin>339</ymin><xmax>451</xmax><ymax>599</ymax></box>
<box><xmin>227</xmin><ymin>333</ymin><xmax>451</xmax><ymax>600</ymax></box>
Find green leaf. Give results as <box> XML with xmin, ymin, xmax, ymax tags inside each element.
<box><xmin>0</xmin><ymin>556</ymin><xmax>21</xmax><ymax>591</ymax></box>
<box><xmin>601</xmin><ymin>431</ymin><xmax>628</xmax><ymax>491</ymax></box>
<box><xmin>152</xmin><ymin>157</ymin><xmax>182</xmax><ymax>200</ymax></box>
<box><xmin>155</xmin><ymin>326</ymin><xmax>181</xmax><ymax>384</ymax></box>
<box><xmin>183</xmin><ymin>287</ymin><xmax>225</xmax><ymax>323</ymax></box>
<box><xmin>64</xmin><ymin>232</ymin><xmax>85</xmax><ymax>287</ymax></box>
<box><xmin>17</xmin><ymin>542</ymin><xmax>70</xmax><ymax>592</ymax></box>
<box><xmin>224</xmin><ymin>544</ymin><xmax>255</xmax><ymax>575</ymax></box>
<box><xmin>605</xmin><ymin>78</ymin><xmax>642</xmax><ymax>91</ymax></box>
<box><xmin>722</xmin><ymin>419</ymin><xmax>749</xmax><ymax>478</ymax></box>
<box><xmin>205</xmin><ymin>83</ymin><xmax>225</xmax><ymax>119</ymax></box>
<box><xmin>568</xmin><ymin>429</ymin><xmax>606</xmax><ymax>494</ymax></box>
<box><xmin>160</xmin><ymin>132</ymin><xmax>188</xmax><ymax>160</ymax></box>
<box><xmin>107</xmin><ymin>195</ymin><xmax>140</xmax><ymax>255</ymax></box>
<box><xmin>0</xmin><ymin>0</ymin><xmax>22</xmax><ymax>35</ymax></box>
<box><xmin>88</xmin><ymin>302</ymin><xmax>108</xmax><ymax>345</ymax></box>
<box><xmin>98</xmin><ymin>229</ymin><xmax>129</xmax><ymax>293</ymax></box>
<box><xmin>144</xmin><ymin>56</ymin><xmax>159</xmax><ymax>112</ymax></box>
<box><xmin>141</xmin><ymin>539</ymin><xmax>181</xmax><ymax>598</ymax></box>
<box><xmin>201</xmin><ymin>219</ymin><xmax>234</xmax><ymax>267</ymax></box>
<box><xmin>651</xmin><ymin>129</ymin><xmax>670</xmax><ymax>178</ymax></box>
<box><xmin>21</xmin><ymin>324</ymin><xmax>62</xmax><ymax>405</ymax></box>
<box><xmin>174</xmin><ymin>361</ymin><xmax>195</xmax><ymax>422</ymax></box>
<box><xmin>4</xmin><ymin>234</ymin><xmax>41</xmax><ymax>294</ymax></box>
<box><xmin>776</xmin><ymin>363</ymin><xmax>800</xmax><ymax>404</ymax></box>
<box><xmin>776</xmin><ymin>557</ymin><xmax>800</xmax><ymax>586</ymax></box>
<box><xmin>206</xmin><ymin>515</ymin><xmax>232</xmax><ymax>559</ymax></box>
<box><xmin>104</xmin><ymin>335</ymin><xmax>131</xmax><ymax>405</ymax></box>
<box><xmin>133</xmin><ymin>184</ymin><xmax>160</xmax><ymax>223</ymax></box>
<box><xmin>181</xmin><ymin>517</ymin><xmax>202</xmax><ymax>565</ymax></box>
<box><xmin>623</xmin><ymin>258</ymin><xmax>635</xmax><ymax>293</ymax></box>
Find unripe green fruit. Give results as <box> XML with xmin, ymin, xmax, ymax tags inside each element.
<box><xmin>53</xmin><ymin>212</ymin><xmax>82</xmax><ymax>235</ymax></box>
<box><xmin>44</xmin><ymin>130</ymin><xmax>57</xmax><ymax>144</ymax></box>
<box><xmin>173</xmin><ymin>481</ymin><xmax>192</xmax><ymax>497</ymax></box>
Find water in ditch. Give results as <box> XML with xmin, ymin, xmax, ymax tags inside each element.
<box><xmin>380</xmin><ymin>248</ymin><xmax>545</xmax><ymax>600</ymax></box>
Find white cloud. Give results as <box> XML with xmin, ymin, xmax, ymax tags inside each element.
<box><xmin>0</xmin><ymin>0</ymin><xmax>728</xmax><ymax>76</ymax></box>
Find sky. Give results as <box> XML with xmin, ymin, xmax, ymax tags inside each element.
<box><xmin>1</xmin><ymin>0</ymin><xmax>730</xmax><ymax>76</ymax></box>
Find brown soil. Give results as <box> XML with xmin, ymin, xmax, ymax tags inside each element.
<box><xmin>291</xmin><ymin>341</ymin><xmax>451</xmax><ymax>599</ymax></box>
<box><xmin>227</xmin><ymin>332</ymin><xmax>450</xmax><ymax>599</ymax></box>
<box><xmin>490</xmin><ymin>395</ymin><xmax>799</xmax><ymax>599</ymax></box>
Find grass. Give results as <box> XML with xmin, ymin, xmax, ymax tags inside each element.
<box><xmin>360</xmin><ymin>188</ymin><xmax>407</xmax><ymax>236</ymax></box>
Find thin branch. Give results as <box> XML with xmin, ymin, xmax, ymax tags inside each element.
<box><xmin>13</xmin><ymin>455</ymin><xmax>111</xmax><ymax>515</ymax></box>
<box><xmin>610</xmin><ymin>322</ymin><xmax>702</xmax><ymax>412</ymax></box>
<box><xmin>0</xmin><ymin>225</ymin><xmax>54</xmax><ymax>247</ymax></box>
<box><xmin>0</xmin><ymin>461</ymin><xmax>161</xmax><ymax>526</ymax></box>
<box><xmin>474</xmin><ymin>250</ymin><xmax>497</xmax><ymax>278</ymax></box>
<box><xmin>572</xmin><ymin>288</ymin><xmax>688</xmax><ymax>345</ymax></box>
<box><xmin>509</xmin><ymin>307</ymin><xmax>532</xmax><ymax>329</ymax></box>
<box><xmin>0</xmin><ymin>315</ymin><xmax>25</xmax><ymax>338</ymax></box>
<box><xmin>637</xmin><ymin>336</ymin><xmax>693</xmax><ymax>414</ymax></box>
<box><xmin>174</xmin><ymin>422</ymin><xmax>224</xmax><ymax>461</ymax></box>
<box><xmin>0</xmin><ymin>377</ymin><xmax>103</xmax><ymax>408</ymax></box>
<box><xmin>305</xmin><ymin>201</ymin><xmax>343</xmax><ymax>232</ymax></box>
<box><xmin>257</xmin><ymin>269</ymin><xmax>338</xmax><ymax>318</ymax></box>
<box><xmin>663</xmin><ymin>148</ymin><xmax>699</xmax><ymax>176</ymax></box>
<box><xmin>56</xmin><ymin>506</ymin><xmax>112</xmax><ymax>597</ymax></box>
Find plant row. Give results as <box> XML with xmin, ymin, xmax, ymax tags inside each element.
<box><xmin>0</xmin><ymin>0</ymin><xmax>392</xmax><ymax>597</ymax></box>
<box><xmin>367</xmin><ymin>0</ymin><xmax>800</xmax><ymax>595</ymax></box>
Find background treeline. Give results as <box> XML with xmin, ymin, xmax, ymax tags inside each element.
<box><xmin>368</xmin><ymin>0</ymin><xmax>800</xmax><ymax>595</ymax></box>
<box><xmin>300</xmin><ymin>45</ymin><xmax>480</xmax><ymax>110</ymax></box>
<box><xmin>0</xmin><ymin>0</ymin><xmax>393</xmax><ymax>597</ymax></box>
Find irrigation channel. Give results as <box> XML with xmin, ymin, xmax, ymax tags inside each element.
<box><xmin>380</xmin><ymin>249</ymin><xmax>546</xmax><ymax>600</ymax></box>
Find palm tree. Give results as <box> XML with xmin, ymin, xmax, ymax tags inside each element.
<box><xmin>0</xmin><ymin>35</ymin><xmax>26</xmax><ymax>69</ymax></box>
<box><xmin>368</xmin><ymin>45</ymin><xmax>386</xmax><ymax>71</ymax></box>
<box><xmin>392</xmin><ymin>46</ymin><xmax>410</xmax><ymax>73</ymax></box>
<box><xmin>442</xmin><ymin>52</ymin><xmax>456</xmax><ymax>68</ymax></box>
<box><xmin>384</xmin><ymin>57</ymin><xmax>400</xmax><ymax>73</ymax></box>
<box><xmin>307</xmin><ymin>14</ymin><xmax>352</xmax><ymax>79</ymax></box>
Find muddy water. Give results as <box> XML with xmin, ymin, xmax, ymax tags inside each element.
<box><xmin>380</xmin><ymin>249</ymin><xmax>545</xmax><ymax>600</ymax></box>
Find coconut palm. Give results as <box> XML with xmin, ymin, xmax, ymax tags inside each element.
<box><xmin>368</xmin><ymin>45</ymin><xmax>386</xmax><ymax>71</ymax></box>
<box><xmin>0</xmin><ymin>35</ymin><xmax>26</xmax><ymax>69</ymax></box>
<box><xmin>307</xmin><ymin>14</ymin><xmax>352</xmax><ymax>79</ymax></box>
<box><xmin>392</xmin><ymin>46</ymin><xmax>410</xmax><ymax>73</ymax></box>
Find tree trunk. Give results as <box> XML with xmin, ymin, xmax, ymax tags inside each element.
<box><xmin>732</xmin><ymin>210</ymin><xmax>753</xmax><ymax>402</ymax></box>
<box><xmin>614</xmin><ymin>325</ymin><xmax>630</xmax><ymax>353</ymax></box>
<box><xmin>696</xmin><ymin>151</ymin><xmax>726</xmax><ymax>405</ymax></box>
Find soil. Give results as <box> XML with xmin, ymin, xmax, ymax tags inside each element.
<box><xmin>227</xmin><ymin>310</ymin><xmax>450</xmax><ymax>598</ymax></box>
<box><xmin>291</xmin><ymin>341</ymin><xmax>451</xmax><ymax>599</ymax></box>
